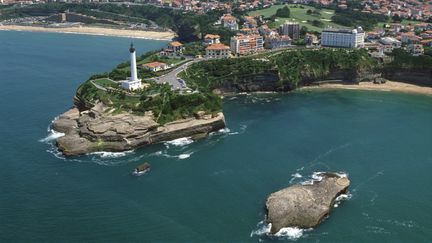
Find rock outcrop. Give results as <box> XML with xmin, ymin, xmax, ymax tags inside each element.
<box><xmin>53</xmin><ymin>105</ymin><xmax>226</xmax><ymax>156</ymax></box>
<box><xmin>266</xmin><ymin>172</ymin><xmax>350</xmax><ymax>234</ymax></box>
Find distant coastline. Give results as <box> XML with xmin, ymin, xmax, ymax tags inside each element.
<box><xmin>299</xmin><ymin>81</ymin><xmax>432</xmax><ymax>96</ymax></box>
<box><xmin>0</xmin><ymin>25</ymin><xmax>175</xmax><ymax>41</ymax></box>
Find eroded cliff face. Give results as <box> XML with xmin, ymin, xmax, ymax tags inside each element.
<box><xmin>53</xmin><ymin>105</ymin><xmax>226</xmax><ymax>156</ymax></box>
<box><xmin>212</xmin><ymin>69</ymin><xmax>383</xmax><ymax>94</ymax></box>
<box><xmin>383</xmin><ymin>70</ymin><xmax>432</xmax><ymax>86</ymax></box>
<box><xmin>214</xmin><ymin>71</ymin><xmax>287</xmax><ymax>94</ymax></box>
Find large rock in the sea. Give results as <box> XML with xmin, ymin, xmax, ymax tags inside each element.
<box><xmin>53</xmin><ymin>104</ymin><xmax>226</xmax><ymax>156</ymax></box>
<box><xmin>266</xmin><ymin>172</ymin><xmax>350</xmax><ymax>234</ymax></box>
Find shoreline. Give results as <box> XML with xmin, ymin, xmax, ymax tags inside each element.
<box><xmin>0</xmin><ymin>25</ymin><xmax>175</xmax><ymax>41</ymax></box>
<box><xmin>299</xmin><ymin>81</ymin><xmax>432</xmax><ymax>96</ymax></box>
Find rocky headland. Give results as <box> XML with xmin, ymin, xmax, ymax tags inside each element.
<box><xmin>53</xmin><ymin>103</ymin><xmax>225</xmax><ymax>156</ymax></box>
<box><xmin>265</xmin><ymin>172</ymin><xmax>350</xmax><ymax>234</ymax></box>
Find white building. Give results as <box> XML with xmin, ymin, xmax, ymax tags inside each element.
<box><xmin>122</xmin><ymin>44</ymin><xmax>142</xmax><ymax>91</ymax></box>
<box><xmin>321</xmin><ymin>27</ymin><xmax>365</xmax><ymax>48</ymax></box>
<box><xmin>205</xmin><ymin>43</ymin><xmax>231</xmax><ymax>59</ymax></box>
<box><xmin>143</xmin><ymin>61</ymin><xmax>170</xmax><ymax>72</ymax></box>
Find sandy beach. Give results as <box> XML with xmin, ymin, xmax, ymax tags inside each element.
<box><xmin>0</xmin><ymin>25</ymin><xmax>175</xmax><ymax>40</ymax></box>
<box><xmin>300</xmin><ymin>81</ymin><xmax>432</xmax><ymax>96</ymax></box>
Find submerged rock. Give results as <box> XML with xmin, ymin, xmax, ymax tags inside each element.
<box><xmin>266</xmin><ymin>172</ymin><xmax>350</xmax><ymax>234</ymax></box>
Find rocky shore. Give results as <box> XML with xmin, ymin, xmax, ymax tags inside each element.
<box><xmin>53</xmin><ymin>104</ymin><xmax>225</xmax><ymax>156</ymax></box>
<box><xmin>266</xmin><ymin>172</ymin><xmax>350</xmax><ymax>234</ymax></box>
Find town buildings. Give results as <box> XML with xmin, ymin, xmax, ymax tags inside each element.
<box><xmin>220</xmin><ymin>14</ymin><xmax>239</xmax><ymax>31</ymax></box>
<box><xmin>321</xmin><ymin>27</ymin><xmax>365</xmax><ymax>48</ymax></box>
<box><xmin>161</xmin><ymin>41</ymin><xmax>184</xmax><ymax>57</ymax></box>
<box><xmin>143</xmin><ymin>61</ymin><xmax>170</xmax><ymax>72</ymax></box>
<box><xmin>264</xmin><ymin>34</ymin><xmax>291</xmax><ymax>49</ymax></box>
<box><xmin>205</xmin><ymin>43</ymin><xmax>231</xmax><ymax>58</ymax></box>
<box><xmin>204</xmin><ymin>34</ymin><xmax>221</xmax><ymax>46</ymax></box>
<box><xmin>230</xmin><ymin>34</ymin><xmax>264</xmax><ymax>55</ymax></box>
<box><xmin>280</xmin><ymin>21</ymin><xmax>300</xmax><ymax>40</ymax></box>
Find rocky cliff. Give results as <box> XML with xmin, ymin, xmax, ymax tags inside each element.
<box><xmin>212</xmin><ymin>69</ymin><xmax>383</xmax><ymax>94</ymax></box>
<box><xmin>383</xmin><ymin>69</ymin><xmax>432</xmax><ymax>86</ymax></box>
<box><xmin>53</xmin><ymin>104</ymin><xmax>226</xmax><ymax>156</ymax></box>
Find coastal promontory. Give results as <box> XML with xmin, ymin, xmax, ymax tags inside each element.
<box><xmin>266</xmin><ymin>172</ymin><xmax>350</xmax><ymax>234</ymax></box>
<box><xmin>54</xmin><ymin>105</ymin><xmax>225</xmax><ymax>156</ymax></box>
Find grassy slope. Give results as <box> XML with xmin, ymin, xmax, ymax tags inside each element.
<box><xmin>248</xmin><ymin>4</ymin><xmax>346</xmax><ymax>32</ymax></box>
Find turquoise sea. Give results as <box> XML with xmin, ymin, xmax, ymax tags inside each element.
<box><xmin>1</xmin><ymin>31</ymin><xmax>432</xmax><ymax>242</ymax></box>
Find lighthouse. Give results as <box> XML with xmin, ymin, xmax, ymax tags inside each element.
<box><xmin>121</xmin><ymin>43</ymin><xmax>142</xmax><ymax>90</ymax></box>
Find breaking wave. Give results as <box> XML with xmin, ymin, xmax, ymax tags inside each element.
<box><xmin>90</xmin><ymin>151</ymin><xmax>134</xmax><ymax>159</ymax></box>
<box><xmin>301</xmin><ymin>171</ymin><xmax>348</xmax><ymax>185</ymax></box>
<box><xmin>178</xmin><ymin>153</ymin><xmax>192</xmax><ymax>159</ymax></box>
<box><xmin>39</xmin><ymin>128</ymin><xmax>64</xmax><ymax>143</ymax></box>
<box><xmin>164</xmin><ymin>137</ymin><xmax>194</xmax><ymax>147</ymax></box>
<box><xmin>250</xmin><ymin>221</ymin><xmax>307</xmax><ymax>241</ymax></box>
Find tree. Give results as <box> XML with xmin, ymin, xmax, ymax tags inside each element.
<box><xmin>392</xmin><ymin>14</ymin><xmax>402</xmax><ymax>23</ymax></box>
<box><xmin>306</xmin><ymin>9</ymin><xmax>312</xmax><ymax>15</ymax></box>
<box><xmin>276</xmin><ymin>6</ymin><xmax>290</xmax><ymax>18</ymax></box>
<box><xmin>300</xmin><ymin>26</ymin><xmax>308</xmax><ymax>37</ymax></box>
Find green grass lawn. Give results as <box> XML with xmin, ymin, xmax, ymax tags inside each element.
<box><xmin>94</xmin><ymin>78</ymin><xmax>119</xmax><ymax>88</ymax></box>
<box><xmin>248</xmin><ymin>4</ymin><xmax>346</xmax><ymax>32</ymax></box>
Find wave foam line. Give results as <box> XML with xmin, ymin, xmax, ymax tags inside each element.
<box><xmin>39</xmin><ymin>129</ymin><xmax>65</xmax><ymax>143</ymax></box>
<box><xmin>164</xmin><ymin>137</ymin><xmax>194</xmax><ymax>147</ymax></box>
<box><xmin>250</xmin><ymin>221</ymin><xmax>306</xmax><ymax>240</ymax></box>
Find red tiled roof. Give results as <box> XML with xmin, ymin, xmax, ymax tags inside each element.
<box><xmin>206</xmin><ymin>43</ymin><xmax>230</xmax><ymax>50</ymax></box>
<box><xmin>169</xmin><ymin>41</ymin><xmax>183</xmax><ymax>47</ymax></box>
<box><xmin>143</xmin><ymin>61</ymin><xmax>167</xmax><ymax>68</ymax></box>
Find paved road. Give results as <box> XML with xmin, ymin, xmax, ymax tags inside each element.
<box><xmin>154</xmin><ymin>59</ymin><xmax>202</xmax><ymax>89</ymax></box>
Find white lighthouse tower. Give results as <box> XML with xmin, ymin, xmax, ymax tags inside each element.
<box><xmin>121</xmin><ymin>44</ymin><xmax>142</xmax><ymax>90</ymax></box>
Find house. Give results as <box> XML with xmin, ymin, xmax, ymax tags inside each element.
<box><xmin>220</xmin><ymin>14</ymin><xmax>239</xmax><ymax>31</ymax></box>
<box><xmin>205</xmin><ymin>43</ymin><xmax>231</xmax><ymax>59</ymax></box>
<box><xmin>243</xmin><ymin>16</ymin><xmax>257</xmax><ymax>28</ymax></box>
<box><xmin>407</xmin><ymin>44</ymin><xmax>424</xmax><ymax>56</ymax></box>
<box><xmin>161</xmin><ymin>41</ymin><xmax>184</xmax><ymax>56</ymax></box>
<box><xmin>420</xmin><ymin>39</ymin><xmax>432</xmax><ymax>47</ymax></box>
<box><xmin>204</xmin><ymin>34</ymin><xmax>221</xmax><ymax>46</ymax></box>
<box><xmin>143</xmin><ymin>61</ymin><xmax>169</xmax><ymax>72</ymax></box>
<box><xmin>401</xmin><ymin>33</ymin><xmax>422</xmax><ymax>44</ymax></box>
<box><xmin>305</xmin><ymin>33</ymin><xmax>319</xmax><ymax>46</ymax></box>
<box><xmin>264</xmin><ymin>34</ymin><xmax>291</xmax><ymax>49</ymax></box>
<box><xmin>379</xmin><ymin>37</ymin><xmax>402</xmax><ymax>48</ymax></box>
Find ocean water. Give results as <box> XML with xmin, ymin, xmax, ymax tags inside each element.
<box><xmin>1</xmin><ymin>31</ymin><xmax>432</xmax><ymax>242</ymax></box>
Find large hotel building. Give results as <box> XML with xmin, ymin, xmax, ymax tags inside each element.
<box><xmin>321</xmin><ymin>27</ymin><xmax>365</xmax><ymax>48</ymax></box>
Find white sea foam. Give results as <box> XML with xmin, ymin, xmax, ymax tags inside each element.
<box><xmin>218</xmin><ymin>127</ymin><xmax>231</xmax><ymax>133</ymax></box>
<box><xmin>150</xmin><ymin>151</ymin><xmax>163</xmax><ymax>156</ymax></box>
<box><xmin>289</xmin><ymin>173</ymin><xmax>303</xmax><ymax>183</ymax></box>
<box><xmin>90</xmin><ymin>151</ymin><xmax>133</xmax><ymax>158</ymax></box>
<box><xmin>301</xmin><ymin>171</ymin><xmax>348</xmax><ymax>185</ymax></box>
<box><xmin>250</xmin><ymin>221</ymin><xmax>272</xmax><ymax>237</ymax></box>
<box><xmin>164</xmin><ymin>137</ymin><xmax>194</xmax><ymax>147</ymax></box>
<box><xmin>250</xmin><ymin>221</ymin><xmax>306</xmax><ymax>240</ymax></box>
<box><xmin>178</xmin><ymin>153</ymin><xmax>192</xmax><ymax>159</ymax></box>
<box><xmin>39</xmin><ymin>129</ymin><xmax>65</xmax><ymax>143</ymax></box>
<box><xmin>333</xmin><ymin>193</ymin><xmax>352</xmax><ymax>208</ymax></box>
<box><xmin>275</xmin><ymin>227</ymin><xmax>305</xmax><ymax>240</ymax></box>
